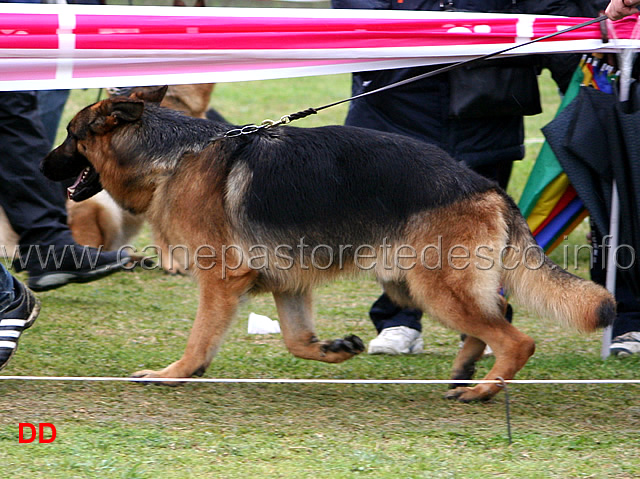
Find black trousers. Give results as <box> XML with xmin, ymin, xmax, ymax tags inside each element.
<box><xmin>590</xmin><ymin>220</ymin><xmax>640</xmax><ymax>338</ymax></box>
<box><xmin>0</xmin><ymin>91</ymin><xmax>73</xmax><ymax>247</ymax></box>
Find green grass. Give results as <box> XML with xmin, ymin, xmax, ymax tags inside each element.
<box><xmin>1</xmin><ymin>72</ymin><xmax>639</xmax><ymax>478</ymax></box>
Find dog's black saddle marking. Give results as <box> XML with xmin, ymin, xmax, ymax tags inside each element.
<box><xmin>237</xmin><ymin>125</ymin><xmax>496</xmax><ymax>240</ymax></box>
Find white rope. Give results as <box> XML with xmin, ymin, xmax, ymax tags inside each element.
<box><xmin>0</xmin><ymin>376</ymin><xmax>638</xmax><ymax>384</ymax></box>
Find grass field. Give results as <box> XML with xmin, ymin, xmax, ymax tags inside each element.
<box><xmin>1</xmin><ymin>70</ymin><xmax>639</xmax><ymax>478</ymax></box>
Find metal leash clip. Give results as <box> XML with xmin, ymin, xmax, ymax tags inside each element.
<box><xmin>222</xmin><ymin>115</ymin><xmax>292</xmax><ymax>139</ymax></box>
<box><xmin>261</xmin><ymin>115</ymin><xmax>292</xmax><ymax>129</ymax></box>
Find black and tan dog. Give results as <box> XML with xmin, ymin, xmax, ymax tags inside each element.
<box><xmin>41</xmin><ymin>86</ymin><xmax>615</xmax><ymax>402</ymax></box>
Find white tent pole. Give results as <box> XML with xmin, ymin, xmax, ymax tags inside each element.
<box><xmin>601</xmin><ymin>180</ymin><xmax>619</xmax><ymax>359</ymax></box>
<box><xmin>601</xmin><ymin>46</ymin><xmax>635</xmax><ymax>359</ymax></box>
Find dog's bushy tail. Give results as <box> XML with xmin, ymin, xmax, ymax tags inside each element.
<box><xmin>500</xmin><ymin>196</ymin><xmax>615</xmax><ymax>332</ymax></box>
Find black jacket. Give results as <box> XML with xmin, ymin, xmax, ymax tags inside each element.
<box><xmin>332</xmin><ymin>0</ymin><xmax>595</xmax><ymax>17</ymax></box>
<box><xmin>333</xmin><ymin>0</ymin><xmax>599</xmax><ymax>168</ymax></box>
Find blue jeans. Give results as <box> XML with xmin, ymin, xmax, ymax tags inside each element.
<box><xmin>0</xmin><ymin>263</ymin><xmax>15</xmax><ymax>315</ymax></box>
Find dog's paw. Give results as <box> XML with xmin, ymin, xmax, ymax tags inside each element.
<box><xmin>322</xmin><ymin>334</ymin><xmax>365</xmax><ymax>355</ymax></box>
<box><xmin>130</xmin><ymin>369</ymin><xmax>184</xmax><ymax>387</ymax></box>
<box><xmin>444</xmin><ymin>385</ymin><xmax>497</xmax><ymax>403</ymax></box>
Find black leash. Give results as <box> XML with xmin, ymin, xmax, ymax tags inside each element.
<box><xmin>307</xmin><ymin>15</ymin><xmax>608</xmax><ymax>116</ymax></box>
<box><xmin>217</xmin><ymin>14</ymin><xmax>607</xmax><ymax>140</ymax></box>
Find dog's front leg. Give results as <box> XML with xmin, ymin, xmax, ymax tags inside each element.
<box><xmin>273</xmin><ymin>292</ymin><xmax>364</xmax><ymax>363</ymax></box>
<box><xmin>132</xmin><ymin>269</ymin><xmax>256</xmax><ymax>384</ymax></box>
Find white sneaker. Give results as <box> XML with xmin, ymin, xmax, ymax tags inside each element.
<box><xmin>368</xmin><ymin>326</ymin><xmax>423</xmax><ymax>355</ymax></box>
<box><xmin>610</xmin><ymin>331</ymin><xmax>640</xmax><ymax>357</ymax></box>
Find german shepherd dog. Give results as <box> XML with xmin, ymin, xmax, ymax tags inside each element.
<box><xmin>41</xmin><ymin>86</ymin><xmax>616</xmax><ymax>402</ymax></box>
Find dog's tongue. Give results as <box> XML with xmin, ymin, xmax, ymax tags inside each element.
<box><xmin>67</xmin><ymin>167</ymin><xmax>90</xmax><ymax>199</ymax></box>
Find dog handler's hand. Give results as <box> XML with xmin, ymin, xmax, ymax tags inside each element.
<box><xmin>606</xmin><ymin>0</ymin><xmax>640</xmax><ymax>20</ymax></box>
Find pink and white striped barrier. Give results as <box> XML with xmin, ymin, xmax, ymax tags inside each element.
<box><xmin>1</xmin><ymin>4</ymin><xmax>638</xmax><ymax>91</ymax></box>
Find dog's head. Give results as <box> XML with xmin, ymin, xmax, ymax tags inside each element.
<box><xmin>41</xmin><ymin>86</ymin><xmax>168</xmax><ymax>202</ymax></box>
<box><xmin>108</xmin><ymin>83</ymin><xmax>214</xmax><ymax>120</ymax></box>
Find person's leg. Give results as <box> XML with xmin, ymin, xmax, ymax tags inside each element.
<box><xmin>590</xmin><ymin>221</ymin><xmax>640</xmax><ymax>356</ymax></box>
<box><xmin>37</xmin><ymin>89</ymin><xmax>70</xmax><ymax>148</ymax></box>
<box><xmin>369</xmin><ymin>293</ymin><xmax>422</xmax><ymax>332</ymax></box>
<box><xmin>0</xmin><ymin>263</ymin><xmax>15</xmax><ymax>314</ymax></box>
<box><xmin>607</xmin><ymin>281</ymin><xmax>640</xmax><ymax>356</ymax></box>
<box><xmin>0</xmin><ymin>263</ymin><xmax>41</xmax><ymax>370</ymax></box>
<box><xmin>0</xmin><ymin>91</ymin><xmax>72</xmax><ymax>248</ymax></box>
<box><xmin>0</xmin><ymin>91</ymin><xmax>73</xmax><ymax>247</ymax></box>
<box><xmin>611</xmin><ymin>283</ymin><xmax>640</xmax><ymax>336</ymax></box>
<box><xmin>0</xmin><ymin>91</ymin><xmax>130</xmax><ymax>291</ymax></box>
<box><xmin>368</xmin><ymin>293</ymin><xmax>423</xmax><ymax>354</ymax></box>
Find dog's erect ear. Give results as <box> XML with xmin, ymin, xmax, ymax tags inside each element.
<box><xmin>90</xmin><ymin>98</ymin><xmax>144</xmax><ymax>134</ymax></box>
<box><xmin>110</xmin><ymin>97</ymin><xmax>145</xmax><ymax>122</ymax></box>
<box><xmin>130</xmin><ymin>85</ymin><xmax>168</xmax><ymax>104</ymax></box>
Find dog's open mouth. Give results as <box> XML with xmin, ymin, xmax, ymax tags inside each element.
<box><xmin>67</xmin><ymin>165</ymin><xmax>103</xmax><ymax>202</ymax></box>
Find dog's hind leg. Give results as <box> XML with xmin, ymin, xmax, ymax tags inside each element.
<box><xmin>406</xmin><ymin>268</ymin><xmax>535</xmax><ymax>402</ymax></box>
<box><xmin>273</xmin><ymin>292</ymin><xmax>365</xmax><ymax>363</ymax></box>
<box><xmin>443</xmin><ymin>320</ymin><xmax>535</xmax><ymax>402</ymax></box>
<box><xmin>131</xmin><ymin>270</ymin><xmax>257</xmax><ymax>384</ymax></box>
